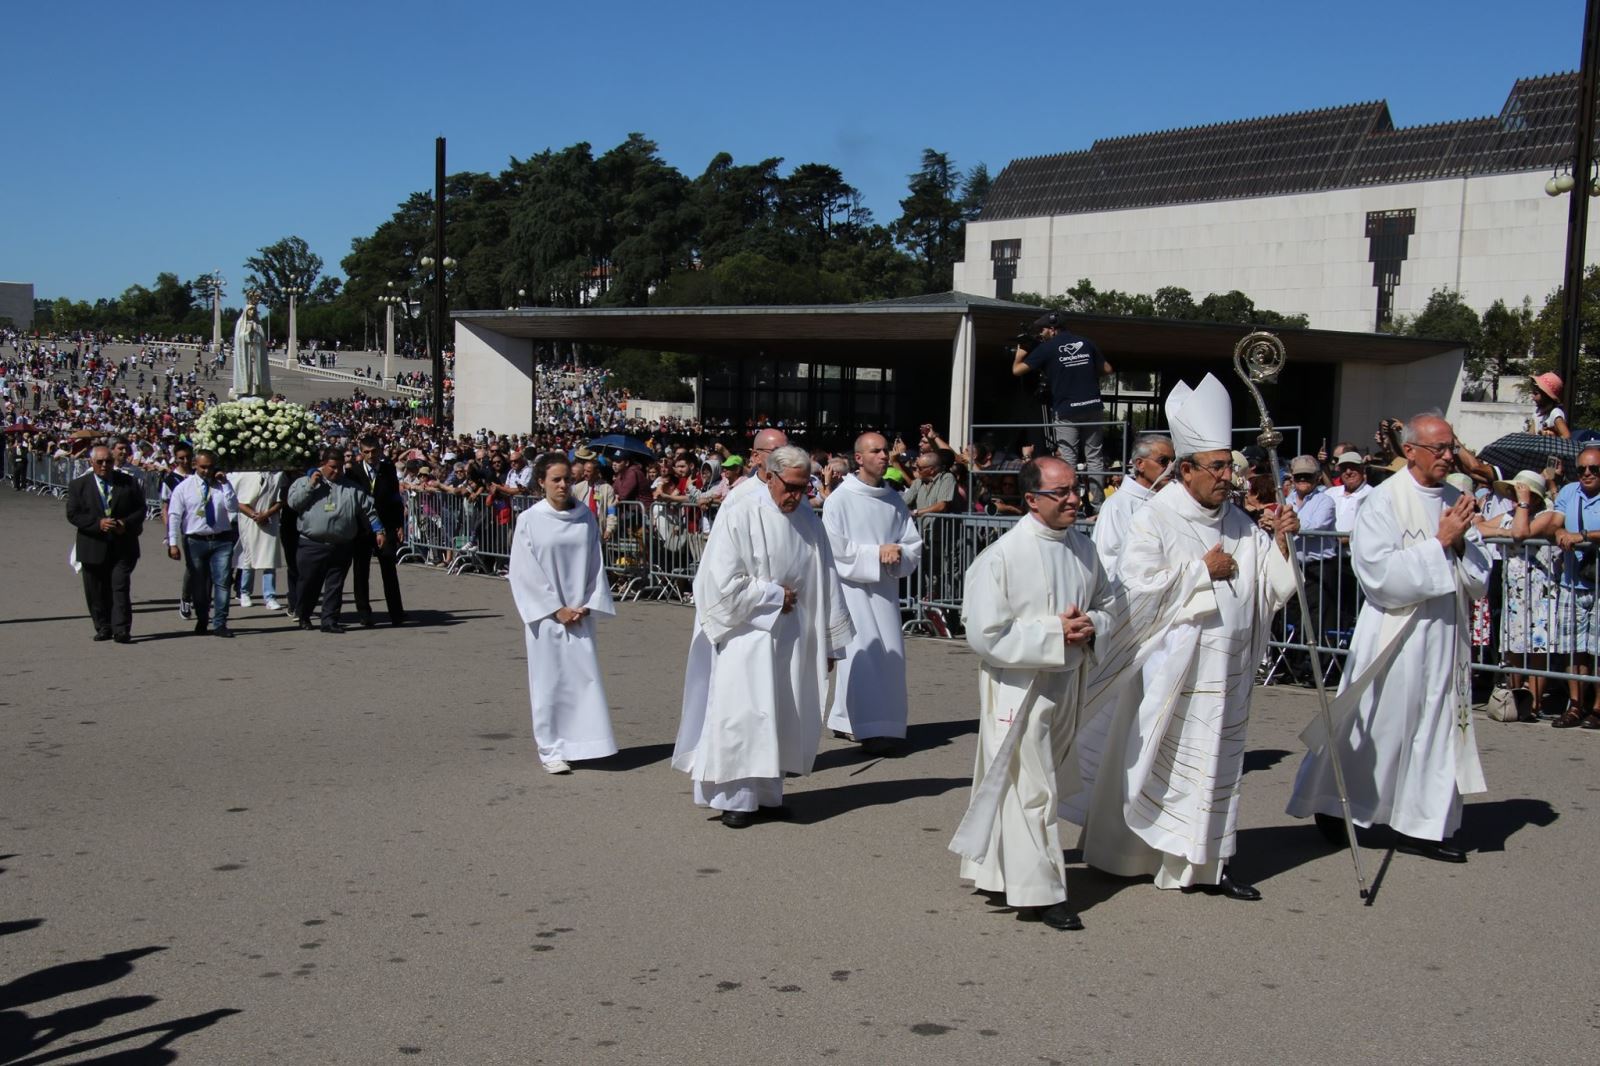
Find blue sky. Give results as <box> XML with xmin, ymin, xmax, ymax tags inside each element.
<box><xmin>2</xmin><ymin>0</ymin><xmax>1588</xmax><ymax>303</ymax></box>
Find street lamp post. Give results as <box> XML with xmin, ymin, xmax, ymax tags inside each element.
<box><xmin>284</xmin><ymin>283</ymin><xmax>306</xmax><ymax>369</ymax></box>
<box><xmin>379</xmin><ymin>281</ymin><xmax>406</xmax><ymax>388</ymax></box>
<box><xmin>1546</xmin><ymin>0</ymin><xmax>1600</xmax><ymax>415</ymax></box>
<box><xmin>208</xmin><ymin>271</ymin><xmax>226</xmax><ymax>353</ymax></box>
<box><xmin>419</xmin><ymin>251</ymin><xmax>455</xmax><ymax>419</ymax></box>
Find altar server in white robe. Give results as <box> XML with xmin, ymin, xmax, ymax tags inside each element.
<box><xmin>508</xmin><ymin>454</ymin><xmax>617</xmax><ymax>775</ymax></box>
<box><xmin>677</xmin><ymin>429</ymin><xmax>788</xmax><ymax>760</ymax></box>
<box><xmin>822</xmin><ymin>432</ymin><xmax>923</xmax><ymax>755</ymax></box>
<box><xmin>1090</xmin><ymin>432</ymin><xmax>1174</xmax><ymax>571</ymax></box>
<box><xmin>1287</xmin><ymin>414</ymin><xmax>1489</xmax><ymax>863</ymax></box>
<box><xmin>673</xmin><ymin>445</ymin><xmax>855</xmax><ymax>828</ymax></box>
<box><xmin>952</xmin><ymin>457</ymin><xmax>1114</xmax><ymax>931</ymax></box>
<box><xmin>1070</xmin><ymin>374</ymin><xmax>1299</xmax><ymax>901</ymax></box>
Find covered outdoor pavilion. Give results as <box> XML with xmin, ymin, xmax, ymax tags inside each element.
<box><xmin>453</xmin><ymin>292</ymin><xmax>1465</xmax><ymax>451</ymax></box>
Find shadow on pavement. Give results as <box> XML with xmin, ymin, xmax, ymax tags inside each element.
<box><xmin>587</xmin><ymin>743</ymin><xmax>675</xmax><ymax>772</ymax></box>
<box><xmin>814</xmin><ymin>718</ymin><xmax>976</xmax><ymax>772</ymax></box>
<box><xmin>0</xmin><ymin>940</ymin><xmax>239</xmax><ymax>1066</ymax></box>
<box><xmin>790</xmin><ymin>776</ymin><xmax>968</xmax><ymax>825</ymax></box>
<box><xmin>1242</xmin><ymin>748</ymin><xmax>1292</xmax><ymax>775</ymax></box>
<box><xmin>1466</xmin><ymin>797</ymin><xmax>1559</xmax><ymax>852</ymax></box>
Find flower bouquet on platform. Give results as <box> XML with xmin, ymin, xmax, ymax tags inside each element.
<box><xmin>193</xmin><ymin>399</ymin><xmax>319</xmax><ymax>472</ymax></box>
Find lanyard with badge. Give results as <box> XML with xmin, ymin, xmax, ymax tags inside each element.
<box><xmin>98</xmin><ymin>476</ymin><xmax>113</xmax><ymax>516</ymax></box>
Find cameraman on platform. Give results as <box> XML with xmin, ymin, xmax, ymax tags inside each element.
<box><xmin>1012</xmin><ymin>311</ymin><xmax>1114</xmax><ymax>503</ymax></box>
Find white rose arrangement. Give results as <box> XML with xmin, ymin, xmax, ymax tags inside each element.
<box><xmin>194</xmin><ymin>399</ymin><xmax>320</xmax><ymax>471</ymax></box>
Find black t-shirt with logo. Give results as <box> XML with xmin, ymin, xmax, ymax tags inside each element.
<box><xmin>1024</xmin><ymin>330</ymin><xmax>1105</xmax><ymax>419</ymax></box>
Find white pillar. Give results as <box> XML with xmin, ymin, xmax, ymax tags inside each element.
<box><xmin>384</xmin><ymin>304</ymin><xmax>394</xmax><ymax>387</ymax></box>
<box><xmin>947</xmin><ymin>312</ymin><xmax>976</xmax><ymax>449</ymax></box>
<box><xmin>287</xmin><ymin>294</ymin><xmax>298</xmax><ymax>367</ymax></box>
<box><xmin>211</xmin><ymin>291</ymin><xmax>221</xmax><ymax>352</ymax></box>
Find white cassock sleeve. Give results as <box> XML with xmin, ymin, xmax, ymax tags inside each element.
<box><xmin>1351</xmin><ymin>493</ymin><xmax>1490</xmax><ymax>608</ymax></box>
<box><xmin>893</xmin><ymin>510</ymin><xmax>924</xmax><ymax>580</ymax></box>
<box><xmin>1117</xmin><ymin>509</ymin><xmax>1219</xmax><ymax>628</ymax></box>
<box><xmin>580</xmin><ymin>513</ymin><xmax>617</xmax><ymax>617</ymax></box>
<box><xmin>693</xmin><ymin>509</ymin><xmax>787</xmax><ymax>642</ymax></box>
<box><xmin>823</xmin><ymin>500</ymin><xmax>881</xmax><ymax>585</ymax></box>
<box><xmin>963</xmin><ymin>547</ymin><xmax>1065</xmax><ymax>670</ymax></box>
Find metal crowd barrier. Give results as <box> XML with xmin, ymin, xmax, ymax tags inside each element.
<box><xmin>21</xmin><ymin>452</ymin><xmax>164</xmax><ymax>517</ymax></box>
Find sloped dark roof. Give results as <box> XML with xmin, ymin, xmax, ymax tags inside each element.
<box><xmin>981</xmin><ymin>72</ymin><xmax>1585</xmax><ymax>220</ymax></box>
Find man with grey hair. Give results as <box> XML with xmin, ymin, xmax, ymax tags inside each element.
<box><xmin>1289</xmin><ymin>413</ymin><xmax>1491</xmax><ymax>862</ymax></box>
<box><xmin>673</xmin><ymin>445</ymin><xmax>854</xmax><ymax>827</ymax></box>
<box><xmin>1091</xmin><ymin>432</ymin><xmax>1173</xmax><ymax>571</ymax></box>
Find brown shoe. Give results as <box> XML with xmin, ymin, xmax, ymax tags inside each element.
<box><xmin>1553</xmin><ymin>702</ymin><xmax>1586</xmax><ymax>729</ymax></box>
<box><xmin>1581</xmin><ymin>712</ymin><xmax>1600</xmax><ymax>730</ymax></box>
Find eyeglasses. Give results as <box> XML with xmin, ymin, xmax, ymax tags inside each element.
<box><xmin>1191</xmin><ymin>459</ymin><xmax>1232</xmax><ymax>475</ymax></box>
<box><xmin>1292</xmin><ymin>474</ymin><xmax>1317</xmax><ymax>482</ymax></box>
<box><xmin>1029</xmin><ymin>487</ymin><xmax>1080</xmax><ymax>500</ymax></box>
<box><xmin>776</xmin><ymin>478</ymin><xmax>810</xmax><ymax>496</ymax></box>
<box><xmin>1580</xmin><ymin>464</ymin><xmax>1600</xmax><ymax>475</ymax></box>
<box><xmin>1406</xmin><ymin>441</ymin><xmax>1456</xmax><ymax>456</ymax></box>
<box><xmin>1139</xmin><ymin>454</ymin><xmax>1174</xmax><ymax>467</ymax></box>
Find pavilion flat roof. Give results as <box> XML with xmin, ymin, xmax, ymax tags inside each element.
<box><xmin>454</xmin><ymin>294</ymin><xmax>1461</xmax><ymax>366</ymax></box>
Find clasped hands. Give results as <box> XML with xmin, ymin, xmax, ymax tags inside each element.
<box><xmin>878</xmin><ymin>544</ymin><xmax>902</xmax><ymax>567</ymax></box>
<box><xmin>1436</xmin><ymin>495</ymin><xmax>1475</xmax><ymax>554</ymax></box>
<box><xmin>97</xmin><ymin>517</ymin><xmax>124</xmax><ymax>534</ymax></box>
<box><xmin>555</xmin><ymin>606</ymin><xmax>590</xmax><ymax>626</ymax></box>
<box><xmin>1058</xmin><ymin>604</ymin><xmax>1095</xmax><ymax>646</ymax></box>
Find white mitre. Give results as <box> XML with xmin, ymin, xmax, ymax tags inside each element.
<box><xmin>1166</xmin><ymin>373</ymin><xmax>1232</xmax><ymax>456</ymax></box>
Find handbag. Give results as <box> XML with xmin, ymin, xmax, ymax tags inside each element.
<box><xmin>1485</xmin><ymin>686</ymin><xmax>1532</xmax><ymax>723</ymax></box>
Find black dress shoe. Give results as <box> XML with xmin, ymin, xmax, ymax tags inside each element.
<box><xmin>719</xmin><ymin>810</ymin><xmax>754</xmax><ymax>829</ymax></box>
<box><xmin>1314</xmin><ymin>812</ymin><xmax>1350</xmax><ymax>847</ymax></box>
<box><xmin>859</xmin><ymin>736</ymin><xmax>904</xmax><ymax>758</ymax></box>
<box><xmin>1017</xmin><ymin>903</ymin><xmax>1084</xmax><ymax>931</ymax></box>
<box><xmin>214</xmin><ymin>627</ymin><xmax>234</xmax><ymax>638</ymax></box>
<box><xmin>1182</xmin><ymin>872</ymin><xmax>1262</xmax><ymax>901</ymax></box>
<box><xmin>321</xmin><ymin>623</ymin><xmax>346</xmax><ymax>634</ymax></box>
<box><xmin>359</xmin><ymin>612</ymin><xmax>375</xmax><ymax>628</ymax></box>
<box><xmin>93</xmin><ymin>632</ymin><xmax>113</xmax><ymax>642</ymax></box>
<box><xmin>1395</xmin><ymin>834</ymin><xmax>1468</xmax><ymax>863</ymax></box>
<box><xmin>297</xmin><ymin>619</ymin><xmax>316</xmax><ymax>630</ymax></box>
<box><xmin>113</xmin><ymin>634</ymin><xmax>132</xmax><ymax>644</ymax></box>
<box><xmin>831</xmin><ymin>730</ymin><xmax>854</xmax><ymax>741</ymax></box>
<box><xmin>193</xmin><ymin>621</ymin><xmax>208</xmax><ymax>634</ymax></box>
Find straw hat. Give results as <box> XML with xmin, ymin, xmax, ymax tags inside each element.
<box><xmin>1492</xmin><ymin>469</ymin><xmax>1548</xmax><ymax>506</ymax></box>
<box><xmin>1444</xmin><ymin>472</ymin><xmax>1477</xmax><ymax>495</ymax></box>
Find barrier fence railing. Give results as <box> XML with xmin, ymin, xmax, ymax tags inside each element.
<box><xmin>19</xmin><ymin>460</ymin><xmax>1600</xmax><ymax>696</ymax></box>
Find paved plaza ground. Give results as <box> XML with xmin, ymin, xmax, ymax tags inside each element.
<box><xmin>3</xmin><ymin>487</ymin><xmax>1597</xmax><ymax>1064</ymax></box>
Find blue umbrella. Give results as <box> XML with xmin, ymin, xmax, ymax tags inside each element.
<box><xmin>587</xmin><ymin>433</ymin><xmax>655</xmax><ymax>457</ymax></box>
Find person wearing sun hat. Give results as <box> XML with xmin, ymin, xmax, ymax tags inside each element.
<box><xmin>1479</xmin><ymin>469</ymin><xmax>1564</xmax><ymax>722</ymax></box>
<box><xmin>1530</xmin><ymin>371</ymin><xmax>1570</xmax><ymax>439</ymax></box>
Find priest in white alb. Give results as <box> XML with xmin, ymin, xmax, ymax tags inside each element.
<box><xmin>1287</xmin><ymin>414</ymin><xmax>1489</xmax><ymax>863</ymax></box>
<box><xmin>672</xmin><ymin>445</ymin><xmax>854</xmax><ymax>828</ymax></box>
<box><xmin>822</xmin><ymin>431</ymin><xmax>923</xmax><ymax>756</ymax></box>
<box><xmin>1091</xmin><ymin>432</ymin><xmax>1175</xmax><ymax>572</ymax></box>
<box><xmin>508</xmin><ymin>454</ymin><xmax>617</xmax><ymax>775</ymax></box>
<box><xmin>950</xmin><ymin>457</ymin><xmax>1115</xmax><ymax>931</ymax></box>
<box><xmin>1067</xmin><ymin>374</ymin><xmax>1299</xmax><ymax>902</ymax></box>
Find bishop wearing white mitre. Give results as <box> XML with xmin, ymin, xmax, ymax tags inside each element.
<box><xmin>949</xmin><ymin>457</ymin><xmax>1115</xmax><ymax>931</ymax></box>
<box><xmin>1287</xmin><ymin>413</ymin><xmax>1489</xmax><ymax>864</ymax></box>
<box><xmin>673</xmin><ymin>445</ymin><xmax>854</xmax><ymax>829</ymax></box>
<box><xmin>1067</xmin><ymin>374</ymin><xmax>1299</xmax><ymax>902</ymax></box>
<box><xmin>822</xmin><ymin>432</ymin><xmax>923</xmax><ymax>756</ymax></box>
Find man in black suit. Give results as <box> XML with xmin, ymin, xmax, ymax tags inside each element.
<box><xmin>349</xmin><ymin>434</ymin><xmax>407</xmax><ymax>626</ymax></box>
<box><xmin>66</xmin><ymin>443</ymin><xmax>146</xmax><ymax>643</ymax></box>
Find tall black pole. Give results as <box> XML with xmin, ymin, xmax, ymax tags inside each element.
<box><xmin>433</xmin><ymin>136</ymin><xmax>447</xmax><ymax>429</ymax></box>
<box><xmin>1559</xmin><ymin>0</ymin><xmax>1600</xmax><ymax>414</ymax></box>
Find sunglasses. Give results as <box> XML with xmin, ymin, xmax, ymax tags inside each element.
<box><xmin>1029</xmin><ymin>487</ymin><xmax>1080</xmax><ymax>499</ymax></box>
<box><xmin>1580</xmin><ymin>465</ymin><xmax>1600</xmax><ymax>475</ymax></box>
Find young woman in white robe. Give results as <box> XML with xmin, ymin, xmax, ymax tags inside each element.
<box><xmin>508</xmin><ymin>455</ymin><xmax>617</xmax><ymax>774</ymax></box>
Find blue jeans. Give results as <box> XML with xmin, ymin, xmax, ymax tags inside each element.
<box><xmin>185</xmin><ymin>534</ymin><xmax>236</xmax><ymax>630</ymax></box>
<box><xmin>236</xmin><ymin>568</ymin><xmax>278</xmax><ymax>600</ymax></box>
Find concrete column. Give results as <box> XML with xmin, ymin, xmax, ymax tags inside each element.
<box><xmin>211</xmin><ymin>292</ymin><xmax>221</xmax><ymax>352</ymax></box>
<box><xmin>947</xmin><ymin>312</ymin><xmax>975</xmax><ymax>449</ymax></box>
<box><xmin>287</xmin><ymin>295</ymin><xmax>299</xmax><ymax>368</ymax></box>
<box><xmin>384</xmin><ymin>304</ymin><xmax>394</xmax><ymax>387</ymax></box>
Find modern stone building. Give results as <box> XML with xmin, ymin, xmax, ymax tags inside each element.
<box><xmin>953</xmin><ymin>72</ymin><xmax>1597</xmax><ymax>335</ymax></box>
<box><xmin>0</xmin><ymin>281</ymin><xmax>33</xmax><ymax>330</ymax></box>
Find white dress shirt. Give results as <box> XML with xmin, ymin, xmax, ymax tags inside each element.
<box><xmin>166</xmin><ymin>473</ymin><xmax>239</xmax><ymax>544</ymax></box>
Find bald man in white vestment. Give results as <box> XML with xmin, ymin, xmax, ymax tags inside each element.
<box><xmin>1068</xmin><ymin>374</ymin><xmax>1299</xmax><ymax>902</ymax></box>
<box><xmin>822</xmin><ymin>432</ymin><xmax>923</xmax><ymax>756</ymax></box>
<box><xmin>1287</xmin><ymin>414</ymin><xmax>1490</xmax><ymax>863</ymax></box>
<box><xmin>672</xmin><ymin>445</ymin><xmax>854</xmax><ymax>828</ymax></box>
<box><xmin>952</xmin><ymin>458</ymin><xmax>1113</xmax><ymax>931</ymax></box>
<box><xmin>1090</xmin><ymin>432</ymin><xmax>1174</xmax><ymax>572</ymax></box>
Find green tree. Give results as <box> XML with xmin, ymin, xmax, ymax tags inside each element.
<box><xmin>244</xmin><ymin>236</ymin><xmax>326</xmax><ymax>307</ymax></box>
<box><xmin>603</xmin><ymin>349</ymin><xmax>695</xmax><ymax>402</ymax></box>
<box><xmin>1406</xmin><ymin>287</ymin><xmax>1483</xmax><ymax>378</ymax></box>
<box><xmin>892</xmin><ymin>149</ymin><xmax>965</xmax><ymax>292</ymax></box>
<box><xmin>1479</xmin><ymin>297</ymin><xmax>1534</xmax><ymax>397</ymax></box>
<box><xmin>1530</xmin><ymin>264</ymin><xmax>1600</xmax><ymax>426</ymax></box>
